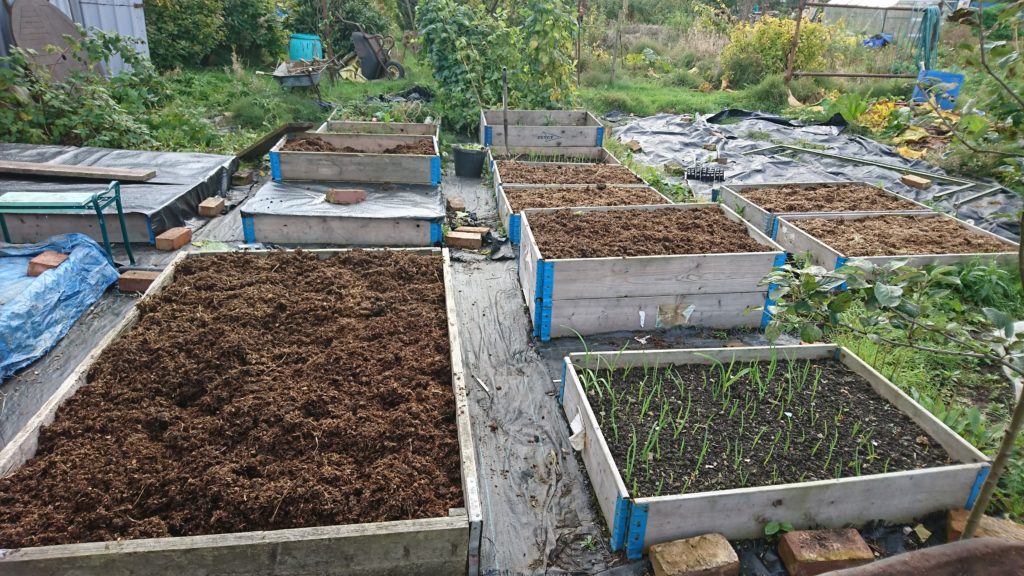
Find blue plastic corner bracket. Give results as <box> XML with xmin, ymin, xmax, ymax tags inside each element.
<box><xmin>509</xmin><ymin>214</ymin><xmax>521</xmax><ymax>245</ymax></box>
<box><xmin>760</xmin><ymin>252</ymin><xmax>788</xmax><ymax>330</ymax></box>
<box><xmin>538</xmin><ymin>260</ymin><xmax>554</xmax><ymax>341</ymax></box>
<box><xmin>484</xmin><ymin>126</ymin><xmax>493</xmax><ymax>147</ymax></box>
<box><xmin>559</xmin><ymin>359</ymin><xmax>568</xmax><ymax>405</ymax></box>
<box><xmin>269</xmin><ymin>151</ymin><xmax>282</xmax><ymax>182</ymax></box>
<box><xmin>610</xmin><ymin>495</ymin><xmax>630</xmax><ymax>552</ymax></box>
<box><xmin>241</xmin><ymin>214</ymin><xmax>256</xmax><ymax>244</ymax></box>
<box><xmin>966</xmin><ymin>465</ymin><xmax>991</xmax><ymax>510</ymax></box>
<box><xmin>429</xmin><ymin>221</ymin><xmax>442</xmax><ymax>245</ymax></box>
<box><xmin>430</xmin><ymin>156</ymin><xmax>442</xmax><ymax>186</ymax></box>
<box><xmin>710</xmin><ymin>188</ymin><xmax>720</xmax><ymax>202</ymax></box>
<box><xmin>625</xmin><ymin>502</ymin><xmax>649</xmax><ymax>560</ymax></box>
<box><xmin>595</xmin><ymin>126</ymin><xmax>605</xmax><ymax>147</ymax></box>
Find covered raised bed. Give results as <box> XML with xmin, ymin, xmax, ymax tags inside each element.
<box><xmin>561</xmin><ymin>345</ymin><xmax>989</xmax><ymax>559</ymax></box>
<box><xmin>499</xmin><ymin>184</ymin><xmax>671</xmax><ymax>244</ymax></box>
<box><xmin>518</xmin><ymin>204</ymin><xmax>785</xmax><ymax>340</ymax></box>
<box><xmin>0</xmin><ymin>249</ymin><xmax>481</xmax><ymax>576</ymax></box>
<box><xmin>270</xmin><ymin>132</ymin><xmax>441</xmax><ymax>185</ymax></box>
<box><xmin>479</xmin><ymin>109</ymin><xmax>605</xmax><ymax>151</ymax></box>
<box><xmin>773</xmin><ymin>212</ymin><xmax>1019</xmax><ymax>270</ymax></box>
<box><xmin>714</xmin><ymin>182</ymin><xmax>933</xmax><ymax>236</ymax></box>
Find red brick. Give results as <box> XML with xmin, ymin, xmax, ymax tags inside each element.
<box><xmin>822</xmin><ymin>537</ymin><xmax>1024</xmax><ymax>575</ymax></box>
<box><xmin>27</xmin><ymin>250</ymin><xmax>68</xmax><ymax>277</ymax></box>
<box><xmin>118</xmin><ymin>270</ymin><xmax>161</xmax><ymax>293</ymax></box>
<box><xmin>155</xmin><ymin>227</ymin><xmax>192</xmax><ymax>251</ymax></box>
<box><xmin>779</xmin><ymin>529</ymin><xmax>874</xmax><ymax>576</ymax></box>
<box><xmin>445</xmin><ymin>230</ymin><xmax>482</xmax><ymax>250</ymax></box>
<box><xmin>447</xmin><ymin>196</ymin><xmax>466</xmax><ymax>212</ymax></box>
<box><xmin>231</xmin><ymin>169</ymin><xmax>255</xmax><ymax>186</ymax></box>
<box><xmin>325</xmin><ymin>188</ymin><xmax>367</xmax><ymax>205</ymax></box>
<box><xmin>650</xmin><ymin>533</ymin><xmax>739</xmax><ymax>576</ymax></box>
<box><xmin>198</xmin><ymin>196</ymin><xmax>225</xmax><ymax>217</ymax></box>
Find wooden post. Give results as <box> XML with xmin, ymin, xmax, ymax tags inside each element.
<box><xmin>611</xmin><ymin>0</ymin><xmax>627</xmax><ymax>84</ymax></box>
<box><xmin>576</xmin><ymin>0</ymin><xmax>583</xmax><ymax>87</ymax></box>
<box><xmin>784</xmin><ymin>0</ymin><xmax>806</xmax><ymax>85</ymax></box>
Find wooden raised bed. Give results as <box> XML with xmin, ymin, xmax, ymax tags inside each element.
<box><xmin>518</xmin><ymin>204</ymin><xmax>785</xmax><ymax>341</ymax></box>
<box><xmin>714</xmin><ymin>182</ymin><xmax>933</xmax><ymax>236</ymax></box>
<box><xmin>487</xmin><ymin>147</ymin><xmax>621</xmax><ymax>165</ymax></box>
<box><xmin>498</xmin><ymin>184</ymin><xmax>671</xmax><ymax>244</ymax></box>
<box><xmin>0</xmin><ymin>249</ymin><xmax>481</xmax><ymax>576</ymax></box>
<box><xmin>561</xmin><ymin>344</ymin><xmax>989</xmax><ymax>559</ymax></box>
<box><xmin>479</xmin><ymin>109</ymin><xmax>605</xmax><ymax>151</ymax></box>
<box><xmin>316</xmin><ymin>119</ymin><xmax>440</xmax><ymax>139</ymax></box>
<box><xmin>774</xmin><ymin>212</ymin><xmax>1019</xmax><ymax>270</ymax></box>
<box><xmin>270</xmin><ymin>132</ymin><xmax>441</xmax><ymax>185</ymax></box>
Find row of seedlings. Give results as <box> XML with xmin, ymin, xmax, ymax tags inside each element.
<box><xmin>239</xmin><ymin>118</ymin><xmax>444</xmax><ymax>246</ymax></box>
<box><xmin>560</xmin><ymin>345</ymin><xmax>989</xmax><ymax>558</ymax></box>
<box><xmin>715</xmin><ymin>181</ymin><xmax>1019</xmax><ymax>269</ymax></box>
<box><xmin>0</xmin><ymin>249</ymin><xmax>482</xmax><ymax>576</ymax></box>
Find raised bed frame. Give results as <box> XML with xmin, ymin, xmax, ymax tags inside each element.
<box><xmin>518</xmin><ymin>204</ymin><xmax>786</xmax><ymax>341</ymax></box>
<box><xmin>713</xmin><ymin>181</ymin><xmax>934</xmax><ymax>237</ymax></box>
<box><xmin>561</xmin><ymin>344</ymin><xmax>990</xmax><ymax>559</ymax></box>
<box><xmin>773</xmin><ymin>211</ymin><xmax>1019</xmax><ymax>270</ymax></box>
<box><xmin>316</xmin><ymin>119</ymin><xmax>441</xmax><ymax>139</ymax></box>
<box><xmin>479</xmin><ymin>109</ymin><xmax>605</xmax><ymax>151</ymax></box>
<box><xmin>270</xmin><ymin>132</ymin><xmax>441</xmax><ymax>185</ymax></box>
<box><xmin>0</xmin><ymin>248</ymin><xmax>482</xmax><ymax>576</ymax></box>
<box><xmin>498</xmin><ymin>183</ymin><xmax>671</xmax><ymax>245</ymax></box>
<box><xmin>487</xmin><ymin>147</ymin><xmax>621</xmax><ymax>165</ymax></box>
<box><xmin>491</xmin><ymin>158</ymin><xmax>645</xmax><ymax>193</ymax></box>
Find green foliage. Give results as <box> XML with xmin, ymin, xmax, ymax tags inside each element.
<box><xmin>289</xmin><ymin>0</ymin><xmax>394</xmax><ymax>57</ymax></box>
<box><xmin>518</xmin><ymin>0</ymin><xmax>578</xmax><ymax>106</ymax></box>
<box><xmin>764</xmin><ymin>520</ymin><xmax>794</xmax><ymax>539</ymax></box>
<box><xmin>721</xmin><ymin>16</ymin><xmax>833</xmax><ymax>87</ymax></box>
<box><xmin>827</xmin><ymin>92</ymin><xmax>869</xmax><ymax>126</ymax></box>
<box><xmin>213</xmin><ymin>0</ymin><xmax>286</xmax><ymax>66</ymax></box>
<box><xmin>0</xmin><ymin>29</ymin><xmax>165</xmax><ymax>148</ymax></box>
<box><xmin>740</xmin><ymin>74</ymin><xmax>787</xmax><ymax>113</ymax></box>
<box><xmin>668</xmin><ymin>69</ymin><xmax>704</xmax><ymax>89</ymax></box>
<box><xmin>146</xmin><ymin>0</ymin><xmax>226</xmax><ymax>69</ymax></box>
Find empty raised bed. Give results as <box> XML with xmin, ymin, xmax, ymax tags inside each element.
<box><xmin>0</xmin><ymin>249</ymin><xmax>480</xmax><ymax>576</ymax></box>
<box><xmin>774</xmin><ymin>212</ymin><xmax>1018</xmax><ymax>270</ymax></box>
<box><xmin>270</xmin><ymin>132</ymin><xmax>441</xmax><ymax>185</ymax></box>
<box><xmin>479</xmin><ymin>109</ymin><xmax>604</xmax><ymax>151</ymax></box>
<box><xmin>499</xmin><ymin>184</ymin><xmax>671</xmax><ymax>244</ymax></box>
<box><xmin>561</xmin><ymin>345</ymin><xmax>988</xmax><ymax>558</ymax></box>
<box><xmin>316</xmin><ymin>119</ymin><xmax>440</xmax><ymax>139</ymax></box>
<box><xmin>714</xmin><ymin>182</ymin><xmax>932</xmax><ymax>236</ymax></box>
<box><xmin>518</xmin><ymin>204</ymin><xmax>785</xmax><ymax>340</ymax></box>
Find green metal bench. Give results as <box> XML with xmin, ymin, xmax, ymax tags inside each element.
<box><xmin>0</xmin><ymin>181</ymin><xmax>136</xmax><ymax>265</ymax></box>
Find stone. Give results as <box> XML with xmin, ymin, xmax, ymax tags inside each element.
<box><xmin>198</xmin><ymin>196</ymin><xmax>225</xmax><ymax>217</ymax></box>
<box><xmin>118</xmin><ymin>270</ymin><xmax>161</xmax><ymax>293</ymax></box>
<box><xmin>325</xmin><ymin>188</ymin><xmax>367</xmax><ymax>205</ymax></box>
<box><xmin>625</xmin><ymin>140</ymin><xmax>643</xmax><ymax>152</ymax></box>
<box><xmin>649</xmin><ymin>533</ymin><xmax>739</xmax><ymax>576</ymax></box>
<box><xmin>231</xmin><ymin>169</ymin><xmax>255</xmax><ymax>186</ymax></box>
<box><xmin>27</xmin><ymin>250</ymin><xmax>68</xmax><ymax>277</ymax></box>
<box><xmin>779</xmin><ymin>529</ymin><xmax>874</xmax><ymax>576</ymax></box>
<box><xmin>155</xmin><ymin>227</ymin><xmax>192</xmax><ymax>251</ymax></box>
<box><xmin>900</xmin><ymin>174</ymin><xmax>932</xmax><ymax>190</ymax></box>
<box><xmin>947</xmin><ymin>508</ymin><xmax>1024</xmax><ymax>542</ymax></box>
<box><xmin>447</xmin><ymin>196</ymin><xmax>466</xmax><ymax>212</ymax></box>
<box><xmin>445</xmin><ymin>231</ymin><xmax>482</xmax><ymax>250</ymax></box>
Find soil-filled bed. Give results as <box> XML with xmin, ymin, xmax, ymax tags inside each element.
<box><xmin>497</xmin><ymin>160</ymin><xmax>642</xmax><ymax>185</ymax></box>
<box><xmin>580</xmin><ymin>359</ymin><xmax>952</xmax><ymax>498</ymax></box>
<box><xmin>0</xmin><ymin>251</ymin><xmax>462</xmax><ymax>548</ymax></box>
<box><xmin>505</xmin><ymin>185</ymin><xmax>668</xmax><ymax>212</ymax></box>
<box><xmin>528</xmin><ymin>207</ymin><xmax>767</xmax><ymax>259</ymax></box>
<box><xmin>795</xmin><ymin>215</ymin><xmax>1011</xmax><ymax>256</ymax></box>
<box><xmin>282</xmin><ymin>137</ymin><xmax>435</xmax><ymax>155</ymax></box>
<box><xmin>737</xmin><ymin>184</ymin><xmax>921</xmax><ymax>213</ymax></box>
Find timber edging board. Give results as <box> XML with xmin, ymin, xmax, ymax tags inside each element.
<box><xmin>238</xmin><ymin>213</ymin><xmax>443</xmax><ymax>247</ymax></box>
<box><xmin>773</xmin><ymin>211</ymin><xmax>1020</xmax><ymax>271</ymax></box>
<box><xmin>714</xmin><ymin>181</ymin><xmax>934</xmax><ymax>237</ymax></box>
<box><xmin>518</xmin><ymin>203</ymin><xmax>786</xmax><ymax>340</ymax></box>
<box><xmin>0</xmin><ymin>248</ymin><xmax>481</xmax><ymax>576</ymax></box>
<box><xmin>561</xmin><ymin>344</ymin><xmax>990</xmax><ymax>559</ymax></box>
<box><xmin>479</xmin><ymin>109</ymin><xmax>605</xmax><ymax>151</ymax></box>
<box><xmin>0</xmin><ymin>160</ymin><xmax>156</xmax><ymax>182</ymax></box>
<box><xmin>316</xmin><ymin>120</ymin><xmax>441</xmax><ymax>139</ymax></box>
<box><xmin>269</xmin><ymin>132</ymin><xmax>441</xmax><ymax>186</ymax></box>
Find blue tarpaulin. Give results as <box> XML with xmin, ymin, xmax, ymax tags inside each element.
<box><xmin>0</xmin><ymin>234</ymin><xmax>119</xmax><ymax>381</ymax></box>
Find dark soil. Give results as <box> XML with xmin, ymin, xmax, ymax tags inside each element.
<box><xmin>738</xmin><ymin>184</ymin><xmax>922</xmax><ymax>213</ymax></box>
<box><xmin>0</xmin><ymin>251</ymin><xmax>462</xmax><ymax>548</ymax></box>
<box><xmin>497</xmin><ymin>160</ymin><xmax>643</xmax><ymax>185</ymax></box>
<box><xmin>528</xmin><ymin>206</ymin><xmax>769</xmax><ymax>259</ymax></box>
<box><xmin>583</xmin><ymin>359</ymin><xmax>952</xmax><ymax>498</ymax></box>
<box><xmin>282</xmin><ymin>137</ymin><xmax>435</xmax><ymax>155</ymax></box>
<box><xmin>795</xmin><ymin>215</ymin><xmax>1012</xmax><ymax>256</ymax></box>
<box><xmin>505</xmin><ymin>185</ymin><xmax>669</xmax><ymax>212</ymax></box>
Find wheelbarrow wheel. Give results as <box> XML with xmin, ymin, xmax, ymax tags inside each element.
<box><xmin>384</xmin><ymin>60</ymin><xmax>405</xmax><ymax>80</ymax></box>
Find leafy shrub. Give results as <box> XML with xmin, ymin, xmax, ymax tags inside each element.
<box><xmin>740</xmin><ymin>74</ymin><xmax>787</xmax><ymax>113</ymax></box>
<box><xmin>668</xmin><ymin>69</ymin><xmax>703</xmax><ymax>89</ymax></box>
<box><xmin>721</xmin><ymin>17</ymin><xmax>833</xmax><ymax>87</ymax></box>
<box><xmin>227</xmin><ymin>86</ymin><xmax>323</xmax><ymax>129</ymax></box>
<box><xmin>518</xmin><ymin>0</ymin><xmax>578</xmax><ymax>106</ymax></box>
<box><xmin>212</xmin><ymin>0</ymin><xmax>286</xmax><ymax>66</ymax></box>
<box><xmin>146</xmin><ymin>0</ymin><xmax>225</xmax><ymax>69</ymax></box>
<box><xmin>788</xmin><ymin>77</ymin><xmax>822</xmax><ymax>103</ymax></box>
<box><xmin>0</xmin><ymin>29</ymin><xmax>166</xmax><ymax>148</ymax></box>
<box><xmin>289</xmin><ymin>0</ymin><xmax>394</xmax><ymax>58</ymax></box>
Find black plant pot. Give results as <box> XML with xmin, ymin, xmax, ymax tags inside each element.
<box><xmin>453</xmin><ymin>147</ymin><xmax>487</xmax><ymax>178</ymax></box>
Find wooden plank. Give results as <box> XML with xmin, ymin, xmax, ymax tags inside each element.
<box><xmin>2</xmin><ymin>212</ymin><xmax>153</xmax><ymax>244</ymax></box>
<box><xmin>285</xmin><ymin>132</ymin><xmax>438</xmax><ymax>154</ymax></box>
<box><xmin>0</xmin><ymin>516</ymin><xmax>468</xmax><ymax>576</ymax></box>
<box><xmin>317</xmin><ymin>120</ymin><xmax>439</xmax><ymax>138</ymax></box>
<box><xmin>568</xmin><ymin>344</ymin><xmax>837</xmax><ymax>371</ymax></box>
<box><xmin>637</xmin><ymin>463</ymin><xmax>984</xmax><ymax>544</ymax></box>
<box><xmin>0</xmin><ymin>160</ymin><xmax>155</xmax><ymax>182</ymax></box>
<box><xmin>838</xmin><ymin>347</ymin><xmax>987</xmax><ymax>464</ymax></box>
<box><xmin>549</xmin><ymin>291</ymin><xmax>765</xmax><ymax>338</ymax></box>
<box><xmin>248</xmin><ymin>214</ymin><xmax>436</xmax><ymax>246</ymax></box>
<box><xmin>562</xmin><ymin>357</ymin><xmax>630</xmax><ymax>547</ymax></box>
<box><xmin>774</xmin><ymin>216</ymin><xmax>843</xmax><ymax>267</ymax></box>
<box><xmin>482</xmin><ymin>109</ymin><xmax>594</xmax><ymax>126</ymax></box>
<box><xmin>273</xmin><ymin>142</ymin><xmax>436</xmax><ymax>185</ymax></box>
<box><xmin>235</xmin><ymin>122</ymin><xmax>315</xmax><ymax>161</ymax></box>
<box><xmin>481</xmin><ymin>110</ymin><xmax>603</xmax><ymax>148</ymax></box>
<box><xmin>518</xmin><ymin>216</ymin><xmax>542</xmax><ymax>330</ymax></box>
<box><xmin>488</xmin><ymin>147</ymin><xmax>619</xmax><ymax>164</ymax></box>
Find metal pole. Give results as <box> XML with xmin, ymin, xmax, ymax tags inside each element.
<box><xmin>792</xmin><ymin>71</ymin><xmax>918</xmax><ymax>78</ymax></box>
<box><xmin>784</xmin><ymin>0</ymin><xmax>806</xmax><ymax>84</ymax></box>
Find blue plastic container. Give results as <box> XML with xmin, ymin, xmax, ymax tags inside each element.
<box><xmin>289</xmin><ymin>34</ymin><xmax>323</xmax><ymax>61</ymax></box>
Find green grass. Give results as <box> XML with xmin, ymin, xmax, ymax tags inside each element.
<box><xmin>581</xmin><ymin>80</ymin><xmax>741</xmax><ymax>116</ymax></box>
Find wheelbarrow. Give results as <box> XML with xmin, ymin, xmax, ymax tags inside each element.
<box><xmin>258</xmin><ymin>59</ymin><xmax>331</xmax><ymax>104</ymax></box>
<box><xmin>339</xmin><ymin>18</ymin><xmax>405</xmax><ymax>80</ymax></box>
